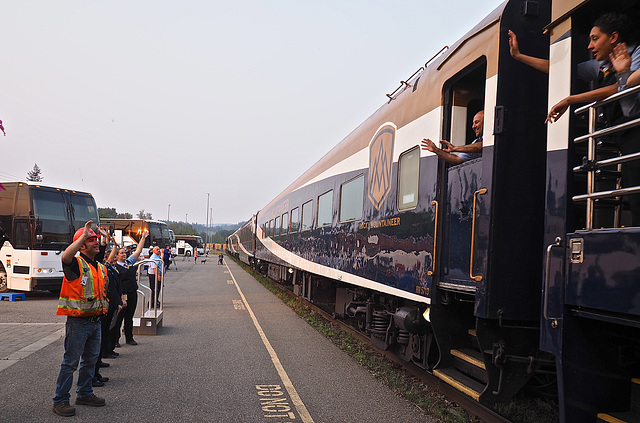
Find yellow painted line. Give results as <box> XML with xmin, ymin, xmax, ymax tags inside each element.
<box><xmin>224</xmin><ymin>262</ymin><xmax>315</xmax><ymax>423</ymax></box>
<box><xmin>434</xmin><ymin>369</ymin><xmax>480</xmax><ymax>401</ymax></box>
<box><xmin>597</xmin><ymin>413</ymin><xmax>626</xmax><ymax>423</ymax></box>
<box><xmin>451</xmin><ymin>349</ymin><xmax>485</xmax><ymax>370</ymax></box>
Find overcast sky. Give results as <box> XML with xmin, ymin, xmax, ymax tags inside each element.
<box><xmin>1</xmin><ymin>0</ymin><xmax>504</xmax><ymax>225</ymax></box>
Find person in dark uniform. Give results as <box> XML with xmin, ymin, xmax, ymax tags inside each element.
<box><xmin>93</xmin><ymin>246</ymin><xmax>122</xmax><ymax>386</ymax></box>
<box><xmin>112</xmin><ymin>231</ymin><xmax>148</xmax><ymax>347</ymax></box>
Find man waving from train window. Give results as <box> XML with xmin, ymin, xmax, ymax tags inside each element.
<box><xmin>421</xmin><ymin>110</ymin><xmax>484</xmax><ymax>165</ymax></box>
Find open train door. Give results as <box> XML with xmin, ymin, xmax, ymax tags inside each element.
<box><xmin>438</xmin><ymin>60</ymin><xmax>487</xmax><ymax>294</ymax></box>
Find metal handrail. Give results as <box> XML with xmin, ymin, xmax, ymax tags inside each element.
<box><xmin>428</xmin><ymin>200</ymin><xmax>438</xmax><ymax>277</ymax></box>
<box><xmin>572</xmin><ymin>84</ymin><xmax>640</xmax><ymax>229</ymax></box>
<box><xmin>543</xmin><ymin>237</ymin><xmax>562</xmax><ymax>326</ymax></box>
<box><xmin>573</xmin><ymin>151</ymin><xmax>640</xmax><ymax>171</ymax></box>
<box><xmin>135</xmin><ymin>258</ymin><xmax>164</xmax><ymax>315</ymax></box>
<box><xmin>574</xmin><ymin>84</ymin><xmax>640</xmax><ymax>115</ymax></box>
<box><xmin>469</xmin><ymin>188</ymin><xmax>487</xmax><ymax>282</ymax></box>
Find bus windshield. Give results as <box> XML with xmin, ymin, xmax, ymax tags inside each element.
<box><xmin>31</xmin><ymin>190</ymin><xmax>100</xmax><ymax>248</ymax></box>
<box><xmin>71</xmin><ymin>194</ymin><xmax>99</xmax><ymax>231</ymax></box>
<box><xmin>32</xmin><ymin>190</ymin><xmax>71</xmax><ymax>247</ymax></box>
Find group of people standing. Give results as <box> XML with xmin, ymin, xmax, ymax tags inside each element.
<box><xmin>52</xmin><ymin>222</ymin><xmax>161</xmax><ymax>417</ymax></box>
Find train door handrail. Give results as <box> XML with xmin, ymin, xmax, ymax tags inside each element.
<box><xmin>469</xmin><ymin>188</ymin><xmax>487</xmax><ymax>282</ymax></box>
<box><xmin>428</xmin><ymin>200</ymin><xmax>438</xmax><ymax>277</ymax></box>
<box><xmin>572</xmin><ymin>85</ymin><xmax>640</xmax><ymax>229</ymax></box>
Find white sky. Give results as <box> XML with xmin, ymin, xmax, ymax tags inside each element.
<box><xmin>1</xmin><ymin>0</ymin><xmax>505</xmax><ymax>225</ymax></box>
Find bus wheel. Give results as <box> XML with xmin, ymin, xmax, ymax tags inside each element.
<box><xmin>0</xmin><ymin>272</ymin><xmax>8</xmax><ymax>293</ymax></box>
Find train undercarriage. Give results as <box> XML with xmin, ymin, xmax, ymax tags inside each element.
<box><xmin>257</xmin><ymin>261</ymin><xmax>557</xmax><ymax>408</ymax></box>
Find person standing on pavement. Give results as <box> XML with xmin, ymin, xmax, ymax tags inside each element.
<box><xmin>93</xmin><ymin>246</ymin><xmax>122</xmax><ymax>386</ymax></box>
<box><xmin>52</xmin><ymin>221</ymin><xmax>108</xmax><ymax>417</ymax></box>
<box><xmin>112</xmin><ymin>230</ymin><xmax>148</xmax><ymax>347</ymax></box>
<box><xmin>148</xmin><ymin>245</ymin><xmax>163</xmax><ymax>308</ymax></box>
<box><xmin>163</xmin><ymin>245</ymin><xmax>172</xmax><ymax>271</ymax></box>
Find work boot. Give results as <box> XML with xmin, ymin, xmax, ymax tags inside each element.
<box><xmin>76</xmin><ymin>394</ymin><xmax>106</xmax><ymax>407</ymax></box>
<box><xmin>53</xmin><ymin>401</ymin><xmax>76</xmax><ymax>417</ymax></box>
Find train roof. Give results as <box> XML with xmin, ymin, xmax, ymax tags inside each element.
<box><xmin>259</xmin><ymin>1</ymin><xmax>509</xmax><ymax>215</ymax></box>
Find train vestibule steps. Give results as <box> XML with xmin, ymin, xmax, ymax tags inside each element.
<box><xmin>597</xmin><ymin>378</ymin><xmax>640</xmax><ymax>423</ymax></box>
<box><xmin>434</xmin><ymin>329</ymin><xmax>488</xmax><ymax>402</ymax></box>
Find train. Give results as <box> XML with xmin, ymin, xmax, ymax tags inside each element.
<box><xmin>227</xmin><ymin>1</ymin><xmax>640</xmax><ymax>421</ymax></box>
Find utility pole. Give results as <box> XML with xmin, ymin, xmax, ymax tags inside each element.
<box><xmin>167</xmin><ymin>204</ymin><xmax>171</xmax><ymax>222</ymax></box>
<box><xmin>206</xmin><ymin>193</ymin><xmax>210</xmax><ymax>252</ymax></box>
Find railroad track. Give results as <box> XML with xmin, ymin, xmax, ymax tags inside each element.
<box><xmin>297</xmin><ymin>294</ymin><xmax>511</xmax><ymax>423</ymax></box>
<box><xmin>232</xmin><ymin>258</ymin><xmax>512</xmax><ymax>423</ymax></box>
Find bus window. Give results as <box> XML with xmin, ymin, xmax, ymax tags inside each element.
<box><xmin>32</xmin><ymin>190</ymin><xmax>69</xmax><ymax>246</ymax></box>
<box><xmin>13</xmin><ymin>220</ymin><xmax>30</xmax><ymax>250</ymax></box>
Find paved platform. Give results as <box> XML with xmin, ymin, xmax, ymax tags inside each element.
<box><xmin>0</xmin><ymin>258</ymin><xmax>434</xmax><ymax>422</ymax></box>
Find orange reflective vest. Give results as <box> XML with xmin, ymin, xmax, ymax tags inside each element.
<box><xmin>56</xmin><ymin>256</ymin><xmax>108</xmax><ymax>317</ymax></box>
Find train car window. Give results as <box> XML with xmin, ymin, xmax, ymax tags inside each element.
<box><xmin>269</xmin><ymin>219</ymin><xmax>274</xmax><ymax>237</ymax></box>
<box><xmin>301</xmin><ymin>200</ymin><xmax>313</xmax><ymax>231</ymax></box>
<box><xmin>340</xmin><ymin>175</ymin><xmax>364</xmax><ymax>222</ymax></box>
<box><xmin>275</xmin><ymin>216</ymin><xmax>281</xmax><ymax>236</ymax></box>
<box><xmin>317</xmin><ymin>190</ymin><xmax>333</xmax><ymax>228</ymax></box>
<box><xmin>262</xmin><ymin>224</ymin><xmax>267</xmax><ymax>239</ymax></box>
<box><xmin>290</xmin><ymin>208</ymin><xmax>299</xmax><ymax>233</ymax></box>
<box><xmin>282</xmin><ymin>212</ymin><xmax>289</xmax><ymax>234</ymax></box>
<box><xmin>397</xmin><ymin>147</ymin><xmax>420</xmax><ymax>211</ymax></box>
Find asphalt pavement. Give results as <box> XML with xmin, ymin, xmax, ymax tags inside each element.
<box><xmin>0</xmin><ymin>255</ymin><xmax>435</xmax><ymax>422</ymax></box>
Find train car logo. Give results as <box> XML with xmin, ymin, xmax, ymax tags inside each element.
<box><xmin>368</xmin><ymin>125</ymin><xmax>395</xmax><ymax>210</ymax></box>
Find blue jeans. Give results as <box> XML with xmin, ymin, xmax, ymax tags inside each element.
<box><xmin>53</xmin><ymin>316</ymin><xmax>101</xmax><ymax>403</ymax></box>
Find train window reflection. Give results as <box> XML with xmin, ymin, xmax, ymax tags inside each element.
<box><xmin>398</xmin><ymin>146</ymin><xmax>420</xmax><ymax>211</ymax></box>
<box><xmin>282</xmin><ymin>212</ymin><xmax>288</xmax><ymax>234</ymax></box>
<box><xmin>340</xmin><ymin>174</ymin><xmax>364</xmax><ymax>222</ymax></box>
<box><xmin>317</xmin><ymin>190</ymin><xmax>333</xmax><ymax>228</ymax></box>
<box><xmin>275</xmin><ymin>216</ymin><xmax>281</xmax><ymax>236</ymax></box>
<box><xmin>290</xmin><ymin>208</ymin><xmax>299</xmax><ymax>233</ymax></box>
<box><xmin>301</xmin><ymin>200</ymin><xmax>313</xmax><ymax>231</ymax></box>
<box><xmin>269</xmin><ymin>219</ymin><xmax>274</xmax><ymax>237</ymax></box>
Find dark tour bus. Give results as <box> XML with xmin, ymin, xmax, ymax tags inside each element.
<box><xmin>100</xmin><ymin>218</ymin><xmax>172</xmax><ymax>257</ymax></box>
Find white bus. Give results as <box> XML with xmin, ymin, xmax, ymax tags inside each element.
<box><xmin>174</xmin><ymin>235</ymin><xmax>204</xmax><ymax>256</ymax></box>
<box><xmin>0</xmin><ymin>182</ymin><xmax>100</xmax><ymax>292</ymax></box>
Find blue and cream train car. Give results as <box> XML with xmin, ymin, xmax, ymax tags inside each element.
<box><xmin>229</xmin><ymin>0</ymin><xmax>640</xmax><ymax>421</ymax></box>
<box><xmin>227</xmin><ymin>214</ymin><xmax>257</xmax><ymax>266</ymax></box>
